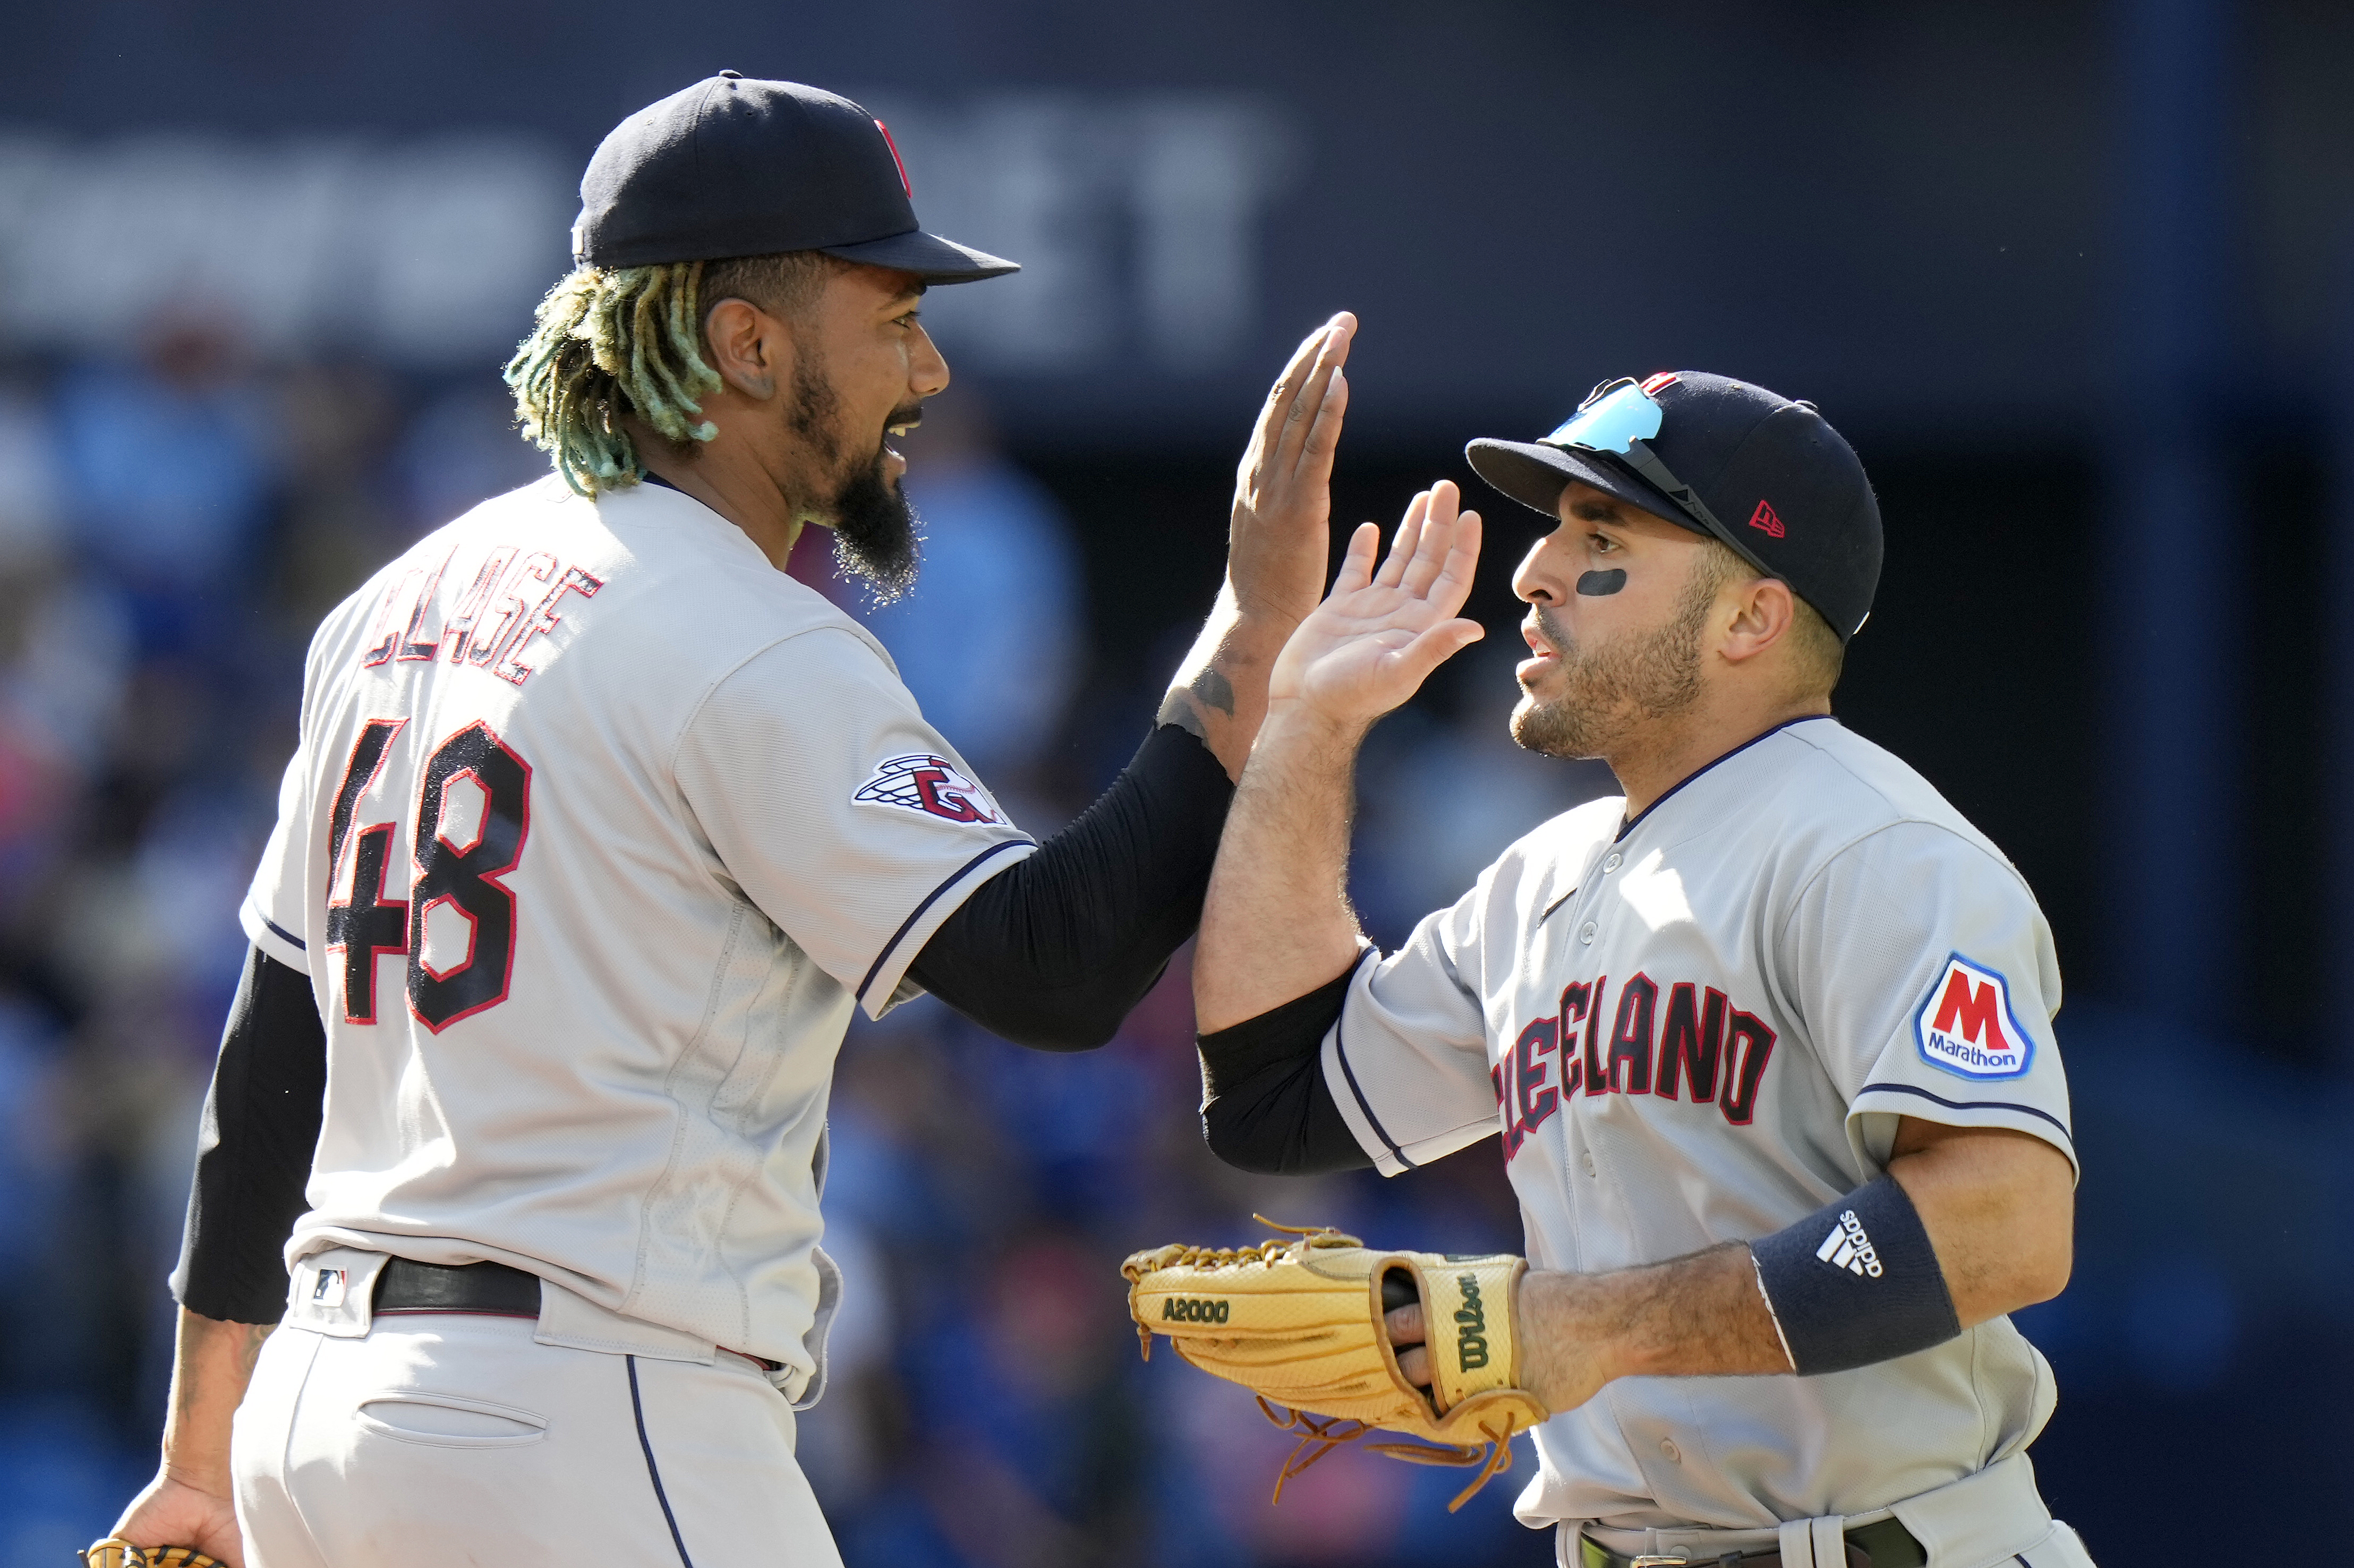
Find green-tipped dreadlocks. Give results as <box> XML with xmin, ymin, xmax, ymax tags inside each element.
<box><xmin>504</xmin><ymin>251</ymin><xmax>845</xmax><ymax>497</ymax></box>
<box><xmin>505</xmin><ymin>261</ymin><xmax>720</xmax><ymax>496</ymax></box>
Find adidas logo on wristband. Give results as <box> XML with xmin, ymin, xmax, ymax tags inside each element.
<box><xmin>1814</xmin><ymin>1211</ymin><xmax>1884</xmax><ymax>1278</ymax></box>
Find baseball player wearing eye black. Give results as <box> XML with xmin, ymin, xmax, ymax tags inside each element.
<box><xmin>98</xmin><ymin>74</ymin><xmax>1357</xmax><ymax>1568</ymax></box>
<box><xmin>1188</xmin><ymin>373</ymin><xmax>2097</xmax><ymax>1566</ymax></box>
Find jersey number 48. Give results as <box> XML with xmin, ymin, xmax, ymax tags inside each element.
<box><xmin>325</xmin><ymin>718</ymin><xmax>531</xmax><ymax>1032</ymax></box>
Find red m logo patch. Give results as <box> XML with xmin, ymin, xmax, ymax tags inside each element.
<box><xmin>1931</xmin><ymin>969</ymin><xmax>2011</xmax><ymax>1053</ymax></box>
<box><xmin>1914</xmin><ymin>955</ymin><xmax>2033</xmax><ymax>1080</ymax></box>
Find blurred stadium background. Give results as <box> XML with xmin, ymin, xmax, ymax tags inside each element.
<box><xmin>2</xmin><ymin>2</ymin><xmax>2350</xmax><ymax>1561</ymax></box>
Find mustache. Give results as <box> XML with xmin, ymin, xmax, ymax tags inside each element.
<box><xmin>1532</xmin><ymin>606</ymin><xmax>1573</xmax><ymax>657</ymax></box>
<box><xmin>883</xmin><ymin>403</ymin><xmax>923</xmax><ymax>436</ymax></box>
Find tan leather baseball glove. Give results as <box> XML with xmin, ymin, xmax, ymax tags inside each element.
<box><xmin>1121</xmin><ymin>1219</ymin><xmax>1547</xmax><ymax>1510</ymax></box>
<box><xmin>81</xmin><ymin>1541</ymin><xmax>225</xmax><ymax>1568</ymax></box>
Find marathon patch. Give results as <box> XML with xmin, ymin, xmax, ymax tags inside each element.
<box><xmin>853</xmin><ymin>754</ymin><xmax>1004</xmax><ymax>825</ymax></box>
<box><xmin>1913</xmin><ymin>954</ymin><xmax>2034</xmax><ymax>1080</ymax></box>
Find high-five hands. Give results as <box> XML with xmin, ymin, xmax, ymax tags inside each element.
<box><xmin>1158</xmin><ymin>313</ymin><xmax>1355</xmax><ymax>778</ymax></box>
<box><xmin>1267</xmin><ymin>480</ymin><xmax>1485</xmax><ymax>730</ymax></box>
<box><xmin>1228</xmin><ymin>312</ymin><xmax>1354</xmax><ymax>631</ymax></box>
<box><xmin>1192</xmin><ymin>472</ymin><xmax>1480</xmax><ymax>1031</ymax></box>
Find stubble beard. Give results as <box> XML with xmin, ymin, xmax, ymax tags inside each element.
<box><xmin>1509</xmin><ymin>573</ymin><xmax>1715</xmax><ymax>760</ymax></box>
<box><xmin>790</xmin><ymin>350</ymin><xmax>924</xmax><ymax>603</ymax></box>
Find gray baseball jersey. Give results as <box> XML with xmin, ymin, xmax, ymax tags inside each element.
<box><xmin>240</xmin><ymin>475</ymin><xmax>1032</xmax><ymax>1399</ymax></box>
<box><xmin>1320</xmin><ymin>715</ymin><xmax>2074</xmax><ymax>1530</ymax></box>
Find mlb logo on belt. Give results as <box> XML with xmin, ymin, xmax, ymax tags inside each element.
<box><xmin>1913</xmin><ymin>954</ymin><xmax>2034</xmax><ymax>1080</ymax></box>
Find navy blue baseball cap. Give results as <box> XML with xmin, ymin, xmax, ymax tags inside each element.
<box><xmin>573</xmin><ymin>73</ymin><xmax>1018</xmax><ymax>284</ymax></box>
<box><xmin>1467</xmin><ymin>372</ymin><xmax>1882</xmax><ymax>641</ymax></box>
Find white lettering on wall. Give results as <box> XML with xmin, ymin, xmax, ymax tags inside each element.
<box><xmin>0</xmin><ymin>92</ymin><xmax>1303</xmax><ymax>376</ymax></box>
<box><xmin>0</xmin><ymin>132</ymin><xmax>572</xmax><ymax>365</ymax></box>
<box><xmin>851</xmin><ymin>90</ymin><xmax>1305</xmax><ymax>375</ymax></box>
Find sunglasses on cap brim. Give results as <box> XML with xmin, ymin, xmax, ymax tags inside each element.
<box><xmin>1539</xmin><ymin>377</ymin><xmax>1740</xmax><ymax>551</ymax></box>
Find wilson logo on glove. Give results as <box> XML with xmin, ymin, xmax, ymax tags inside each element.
<box><xmin>1455</xmin><ymin>1274</ymin><xmax>1489</xmax><ymax>1370</ymax></box>
<box><xmin>1121</xmin><ymin>1217</ymin><xmax>1548</xmax><ymax>1513</ymax></box>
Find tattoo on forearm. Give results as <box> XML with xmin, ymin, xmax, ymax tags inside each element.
<box><xmin>173</xmin><ymin>1320</ymin><xmax>277</xmax><ymax>1421</ymax></box>
<box><xmin>1158</xmin><ymin>665</ymin><xmax>1236</xmax><ymax>743</ymax></box>
<box><xmin>1191</xmin><ymin>666</ymin><xmax>1236</xmax><ymax>717</ymax></box>
<box><xmin>1157</xmin><ymin>686</ymin><xmax>1210</xmax><ymax>742</ymax></box>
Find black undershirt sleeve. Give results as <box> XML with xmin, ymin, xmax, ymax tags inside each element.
<box><xmin>909</xmin><ymin>722</ymin><xmax>1234</xmax><ymax>1051</ymax></box>
<box><xmin>1197</xmin><ymin>960</ymin><xmax>1371</xmax><ymax>1175</ymax></box>
<box><xmin>171</xmin><ymin>944</ymin><xmax>327</xmax><ymax>1325</ymax></box>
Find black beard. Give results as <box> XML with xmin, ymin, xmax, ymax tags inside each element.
<box><xmin>829</xmin><ymin>450</ymin><xmax>922</xmax><ymax>603</ymax></box>
<box><xmin>789</xmin><ymin>352</ymin><xmax>922</xmax><ymax>602</ymax></box>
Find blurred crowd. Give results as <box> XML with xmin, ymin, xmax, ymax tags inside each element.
<box><xmin>0</xmin><ymin>314</ymin><xmax>558</xmax><ymax>1556</ymax></box>
<box><xmin>0</xmin><ymin>314</ymin><xmax>1608</xmax><ymax>1565</ymax></box>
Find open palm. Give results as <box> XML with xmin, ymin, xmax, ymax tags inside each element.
<box><xmin>1270</xmin><ymin>480</ymin><xmax>1485</xmax><ymax>726</ymax></box>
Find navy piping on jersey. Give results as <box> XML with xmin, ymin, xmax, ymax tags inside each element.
<box><xmin>646</xmin><ymin>467</ymin><xmax>1040</xmax><ymax>1009</ymax></box>
<box><xmin>1857</xmin><ymin>1081</ymin><xmax>2074</xmax><ymax>1145</ymax></box>
<box><xmin>854</xmin><ymin>838</ymin><xmax>1036</xmax><ymax>1007</ymax></box>
<box><xmin>1614</xmin><ymin>714</ymin><xmax>1838</xmax><ymax>843</ymax></box>
<box><xmin>1332</xmin><ymin>1008</ymin><xmax>1415</xmax><ymax>1171</ymax></box>
<box><xmin>627</xmin><ymin>1356</ymin><xmax>697</xmax><ymax>1568</ymax></box>
<box><xmin>260</xmin><ymin>914</ymin><xmax>305</xmax><ymax>951</ymax></box>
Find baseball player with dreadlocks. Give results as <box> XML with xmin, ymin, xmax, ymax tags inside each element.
<box><xmin>97</xmin><ymin>75</ymin><xmax>1354</xmax><ymax>1567</ymax></box>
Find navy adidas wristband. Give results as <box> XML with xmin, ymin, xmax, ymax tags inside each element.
<box><xmin>1749</xmin><ymin>1174</ymin><xmax>1961</xmax><ymax>1376</ymax></box>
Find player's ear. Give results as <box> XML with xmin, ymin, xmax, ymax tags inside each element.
<box><xmin>702</xmin><ymin>297</ymin><xmax>782</xmax><ymax>401</ymax></box>
<box><xmin>1718</xmin><ymin>576</ymin><xmax>1796</xmax><ymax>667</ymax></box>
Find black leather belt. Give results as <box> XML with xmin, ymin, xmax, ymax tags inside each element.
<box><xmin>373</xmin><ymin>1258</ymin><xmax>542</xmax><ymax>1318</ymax></box>
<box><xmin>1578</xmin><ymin>1516</ymin><xmax>1924</xmax><ymax>1568</ymax></box>
<box><xmin>366</xmin><ymin>1257</ymin><xmax>784</xmax><ymax>1374</ymax></box>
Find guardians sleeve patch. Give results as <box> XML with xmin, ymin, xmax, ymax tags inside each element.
<box><xmin>854</xmin><ymin>754</ymin><xmax>1004</xmax><ymax>825</ymax></box>
<box><xmin>1913</xmin><ymin>953</ymin><xmax>2034</xmax><ymax>1080</ymax></box>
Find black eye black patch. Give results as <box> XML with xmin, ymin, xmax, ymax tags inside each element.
<box><xmin>1576</xmin><ymin>569</ymin><xmax>1627</xmax><ymax>596</ymax></box>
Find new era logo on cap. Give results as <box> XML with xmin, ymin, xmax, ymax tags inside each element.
<box><xmin>1749</xmin><ymin>499</ymin><xmax>1785</xmax><ymax>538</ymax></box>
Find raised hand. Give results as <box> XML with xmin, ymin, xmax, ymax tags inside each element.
<box><xmin>1160</xmin><ymin>312</ymin><xmax>1356</xmax><ymax>777</ymax></box>
<box><xmin>1195</xmin><ymin>481</ymin><xmax>1481</xmax><ymax>1029</ymax></box>
<box><xmin>1227</xmin><ymin>312</ymin><xmax>1354</xmax><ymax>630</ymax></box>
<box><xmin>1268</xmin><ymin>480</ymin><xmax>1485</xmax><ymax>729</ymax></box>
